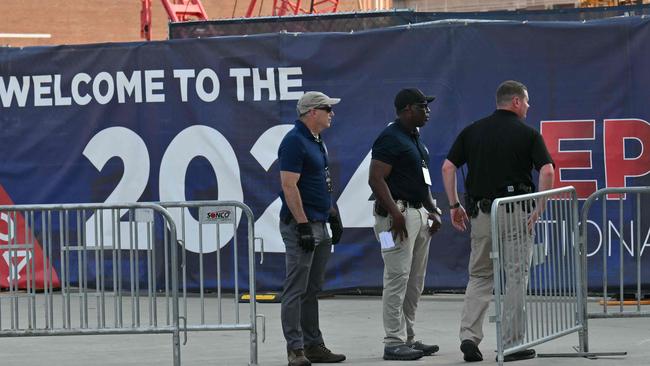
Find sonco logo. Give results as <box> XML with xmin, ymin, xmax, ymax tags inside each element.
<box><xmin>206</xmin><ymin>210</ymin><xmax>231</xmax><ymax>220</ymax></box>
<box><xmin>199</xmin><ymin>206</ymin><xmax>235</xmax><ymax>224</ymax></box>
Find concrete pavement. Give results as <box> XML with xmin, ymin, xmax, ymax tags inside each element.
<box><xmin>1</xmin><ymin>294</ymin><xmax>648</xmax><ymax>365</ymax></box>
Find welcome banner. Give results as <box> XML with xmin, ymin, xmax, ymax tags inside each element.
<box><xmin>1</xmin><ymin>17</ymin><xmax>649</xmax><ymax>291</ymax></box>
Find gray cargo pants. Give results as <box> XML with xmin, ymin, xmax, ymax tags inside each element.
<box><xmin>280</xmin><ymin>219</ymin><xmax>332</xmax><ymax>351</ymax></box>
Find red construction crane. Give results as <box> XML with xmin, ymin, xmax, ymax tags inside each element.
<box><xmin>141</xmin><ymin>0</ymin><xmax>209</xmax><ymax>41</ymax></box>
<box><xmin>246</xmin><ymin>0</ymin><xmax>340</xmax><ymax>17</ymax></box>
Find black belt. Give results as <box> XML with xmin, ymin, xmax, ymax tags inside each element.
<box><xmin>374</xmin><ymin>200</ymin><xmax>423</xmax><ymax>217</ymax></box>
<box><xmin>472</xmin><ymin>198</ymin><xmax>534</xmax><ymax>216</ymax></box>
<box><xmin>395</xmin><ymin>199</ymin><xmax>423</xmax><ymax>209</ymax></box>
<box><xmin>281</xmin><ymin>215</ymin><xmax>326</xmax><ymax>225</ymax></box>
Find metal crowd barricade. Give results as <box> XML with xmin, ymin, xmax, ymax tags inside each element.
<box><xmin>0</xmin><ymin>202</ymin><xmax>181</xmax><ymax>365</ymax></box>
<box><xmin>578</xmin><ymin>187</ymin><xmax>650</xmax><ymax>354</ymax></box>
<box><xmin>159</xmin><ymin>200</ymin><xmax>261</xmax><ymax>366</ymax></box>
<box><xmin>490</xmin><ymin>187</ymin><xmax>583</xmax><ymax>365</ymax></box>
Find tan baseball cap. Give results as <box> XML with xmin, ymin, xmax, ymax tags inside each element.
<box><xmin>296</xmin><ymin>91</ymin><xmax>341</xmax><ymax>116</ymax></box>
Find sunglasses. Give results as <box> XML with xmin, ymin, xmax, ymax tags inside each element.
<box><xmin>313</xmin><ymin>105</ymin><xmax>333</xmax><ymax>113</ymax></box>
<box><xmin>400</xmin><ymin>103</ymin><xmax>429</xmax><ymax>112</ymax></box>
<box><xmin>412</xmin><ymin>103</ymin><xmax>429</xmax><ymax>110</ymax></box>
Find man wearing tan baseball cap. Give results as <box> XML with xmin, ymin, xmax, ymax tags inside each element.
<box><xmin>279</xmin><ymin>91</ymin><xmax>345</xmax><ymax>366</ymax></box>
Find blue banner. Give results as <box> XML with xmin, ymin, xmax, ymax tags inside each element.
<box><xmin>1</xmin><ymin>17</ymin><xmax>649</xmax><ymax>292</ymax></box>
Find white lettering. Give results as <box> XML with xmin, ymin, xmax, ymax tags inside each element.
<box><xmin>53</xmin><ymin>74</ymin><xmax>72</xmax><ymax>106</ymax></box>
<box><xmin>71</xmin><ymin>73</ymin><xmax>92</xmax><ymax>105</ymax></box>
<box><xmin>586</xmin><ymin>220</ymin><xmax>603</xmax><ymax>257</ymax></box>
<box><xmin>92</xmin><ymin>72</ymin><xmax>115</xmax><ymax>105</ymax></box>
<box><xmin>159</xmin><ymin>125</ymin><xmax>243</xmax><ymax>253</ymax></box>
<box><xmin>608</xmin><ymin>220</ymin><xmax>634</xmax><ymax>256</ymax></box>
<box><xmin>32</xmin><ymin>75</ymin><xmax>53</xmax><ymax>107</ymax></box>
<box><xmin>252</xmin><ymin>68</ymin><xmax>276</xmax><ymax>101</ymax></box>
<box><xmin>229</xmin><ymin>68</ymin><xmax>251</xmax><ymax>101</ymax></box>
<box><xmin>0</xmin><ymin>76</ymin><xmax>30</xmax><ymax>107</ymax></box>
<box><xmin>642</xmin><ymin>226</ymin><xmax>650</xmax><ymax>256</ymax></box>
<box><xmin>195</xmin><ymin>68</ymin><xmax>220</xmax><ymax>102</ymax></box>
<box><xmin>173</xmin><ymin>69</ymin><xmax>195</xmax><ymax>102</ymax></box>
<box><xmin>278</xmin><ymin>67</ymin><xmax>303</xmax><ymax>100</ymax></box>
<box><xmin>116</xmin><ymin>71</ymin><xmax>142</xmax><ymax>103</ymax></box>
<box><xmin>144</xmin><ymin>70</ymin><xmax>165</xmax><ymax>103</ymax></box>
<box><xmin>250</xmin><ymin>125</ymin><xmax>294</xmax><ymax>253</ymax></box>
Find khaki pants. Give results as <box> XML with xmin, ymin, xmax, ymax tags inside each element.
<box><xmin>373</xmin><ymin>207</ymin><xmax>431</xmax><ymax>346</ymax></box>
<box><xmin>459</xmin><ymin>209</ymin><xmax>532</xmax><ymax>348</ymax></box>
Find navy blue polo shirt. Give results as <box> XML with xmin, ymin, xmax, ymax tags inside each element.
<box><xmin>371</xmin><ymin>120</ymin><xmax>431</xmax><ymax>204</ymax></box>
<box><xmin>278</xmin><ymin>120</ymin><xmax>332</xmax><ymax>222</ymax></box>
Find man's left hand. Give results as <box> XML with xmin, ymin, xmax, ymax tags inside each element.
<box><xmin>427</xmin><ymin>211</ymin><xmax>442</xmax><ymax>235</ymax></box>
<box><xmin>328</xmin><ymin>212</ymin><xmax>343</xmax><ymax>245</ymax></box>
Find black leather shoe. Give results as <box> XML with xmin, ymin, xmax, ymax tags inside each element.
<box><xmin>304</xmin><ymin>343</ymin><xmax>346</xmax><ymax>363</ymax></box>
<box><xmin>460</xmin><ymin>340</ymin><xmax>483</xmax><ymax>362</ymax></box>
<box><xmin>288</xmin><ymin>349</ymin><xmax>311</xmax><ymax>366</ymax></box>
<box><xmin>383</xmin><ymin>344</ymin><xmax>424</xmax><ymax>361</ymax></box>
<box><xmin>408</xmin><ymin>341</ymin><xmax>439</xmax><ymax>356</ymax></box>
<box><xmin>499</xmin><ymin>349</ymin><xmax>536</xmax><ymax>362</ymax></box>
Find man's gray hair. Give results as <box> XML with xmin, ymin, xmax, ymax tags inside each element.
<box><xmin>496</xmin><ymin>80</ymin><xmax>527</xmax><ymax>106</ymax></box>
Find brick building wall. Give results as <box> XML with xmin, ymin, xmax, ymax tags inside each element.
<box><xmin>0</xmin><ymin>0</ymin><xmax>359</xmax><ymax>47</ymax></box>
<box><xmin>1</xmin><ymin>1</ymin><xmax>647</xmax><ymax>47</ymax></box>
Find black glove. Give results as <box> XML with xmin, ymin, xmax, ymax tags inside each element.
<box><xmin>328</xmin><ymin>213</ymin><xmax>343</xmax><ymax>245</ymax></box>
<box><xmin>296</xmin><ymin>223</ymin><xmax>315</xmax><ymax>252</ymax></box>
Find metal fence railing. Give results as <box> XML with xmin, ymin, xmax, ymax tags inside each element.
<box><xmin>490</xmin><ymin>187</ymin><xmax>583</xmax><ymax>365</ymax></box>
<box><xmin>578</xmin><ymin>187</ymin><xmax>650</xmax><ymax>354</ymax></box>
<box><xmin>0</xmin><ymin>200</ymin><xmax>263</xmax><ymax>365</ymax></box>
<box><xmin>159</xmin><ymin>201</ymin><xmax>261</xmax><ymax>365</ymax></box>
<box><xmin>0</xmin><ymin>202</ymin><xmax>181</xmax><ymax>365</ymax></box>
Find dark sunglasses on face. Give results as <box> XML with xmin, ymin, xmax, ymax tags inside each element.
<box><xmin>313</xmin><ymin>105</ymin><xmax>333</xmax><ymax>113</ymax></box>
<box><xmin>400</xmin><ymin>103</ymin><xmax>429</xmax><ymax>112</ymax></box>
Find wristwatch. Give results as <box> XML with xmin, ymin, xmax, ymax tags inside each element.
<box><xmin>449</xmin><ymin>202</ymin><xmax>461</xmax><ymax>209</ymax></box>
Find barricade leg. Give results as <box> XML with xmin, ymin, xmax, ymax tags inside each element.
<box><xmin>173</xmin><ymin>329</ymin><xmax>181</xmax><ymax>366</ymax></box>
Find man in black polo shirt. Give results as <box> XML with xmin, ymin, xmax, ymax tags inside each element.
<box><xmin>442</xmin><ymin>80</ymin><xmax>554</xmax><ymax>362</ymax></box>
<box><xmin>369</xmin><ymin>88</ymin><xmax>442</xmax><ymax>361</ymax></box>
<box><xmin>278</xmin><ymin>91</ymin><xmax>346</xmax><ymax>366</ymax></box>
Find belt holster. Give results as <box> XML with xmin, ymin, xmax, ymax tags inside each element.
<box><xmin>374</xmin><ymin>201</ymin><xmax>389</xmax><ymax>217</ymax></box>
<box><xmin>464</xmin><ymin>193</ymin><xmax>479</xmax><ymax>219</ymax></box>
<box><xmin>478</xmin><ymin>199</ymin><xmax>492</xmax><ymax>214</ymax></box>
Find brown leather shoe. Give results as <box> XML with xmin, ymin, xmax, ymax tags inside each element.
<box><xmin>288</xmin><ymin>349</ymin><xmax>311</xmax><ymax>366</ymax></box>
<box><xmin>304</xmin><ymin>343</ymin><xmax>346</xmax><ymax>363</ymax></box>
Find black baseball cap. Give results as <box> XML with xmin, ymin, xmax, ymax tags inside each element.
<box><xmin>394</xmin><ymin>88</ymin><xmax>436</xmax><ymax>112</ymax></box>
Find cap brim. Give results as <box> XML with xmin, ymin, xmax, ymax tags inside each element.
<box><xmin>425</xmin><ymin>96</ymin><xmax>436</xmax><ymax>104</ymax></box>
<box><xmin>325</xmin><ymin>97</ymin><xmax>341</xmax><ymax>105</ymax></box>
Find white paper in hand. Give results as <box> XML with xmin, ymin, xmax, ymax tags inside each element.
<box><xmin>379</xmin><ymin>231</ymin><xmax>396</xmax><ymax>250</ymax></box>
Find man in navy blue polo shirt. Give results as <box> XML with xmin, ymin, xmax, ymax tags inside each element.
<box><xmin>369</xmin><ymin>88</ymin><xmax>442</xmax><ymax>361</ymax></box>
<box><xmin>278</xmin><ymin>91</ymin><xmax>346</xmax><ymax>366</ymax></box>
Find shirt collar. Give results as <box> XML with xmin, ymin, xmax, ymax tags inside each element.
<box><xmin>295</xmin><ymin>120</ymin><xmax>320</xmax><ymax>141</ymax></box>
<box><xmin>494</xmin><ymin>109</ymin><xmax>521</xmax><ymax>120</ymax></box>
<box><xmin>394</xmin><ymin>118</ymin><xmax>420</xmax><ymax>137</ymax></box>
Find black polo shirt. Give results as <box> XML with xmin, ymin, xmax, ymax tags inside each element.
<box><xmin>447</xmin><ymin>109</ymin><xmax>554</xmax><ymax>199</ymax></box>
<box><xmin>371</xmin><ymin>119</ymin><xmax>430</xmax><ymax>204</ymax></box>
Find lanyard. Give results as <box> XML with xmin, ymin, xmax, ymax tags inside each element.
<box><xmin>315</xmin><ymin>136</ymin><xmax>333</xmax><ymax>193</ymax></box>
<box><xmin>410</xmin><ymin>133</ymin><xmax>428</xmax><ymax>169</ymax></box>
